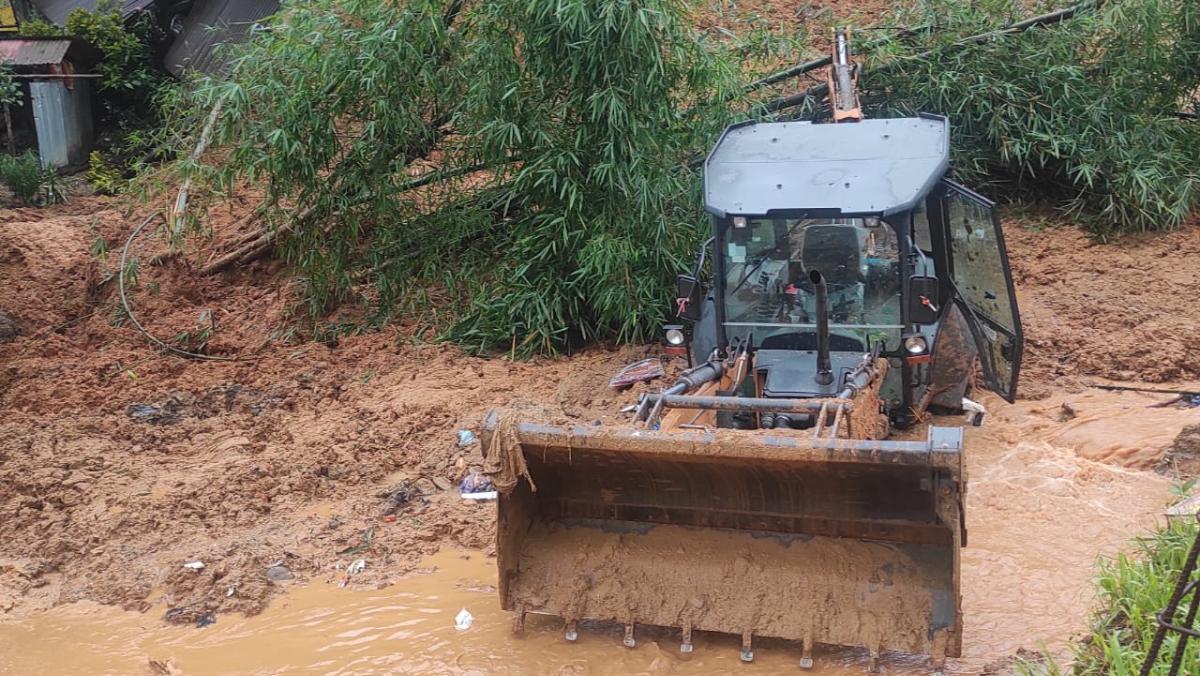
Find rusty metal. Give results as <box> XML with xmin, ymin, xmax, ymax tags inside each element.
<box><xmin>1141</xmin><ymin>514</ymin><xmax>1200</xmax><ymax>676</ymax></box>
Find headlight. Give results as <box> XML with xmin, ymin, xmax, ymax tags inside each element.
<box><xmin>904</xmin><ymin>334</ymin><xmax>928</xmax><ymax>355</ymax></box>
<box><xmin>665</xmin><ymin>328</ymin><xmax>686</xmax><ymax>346</ymax></box>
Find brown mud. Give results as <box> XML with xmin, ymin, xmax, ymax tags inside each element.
<box><xmin>2</xmin><ymin>193</ymin><xmax>1200</xmax><ymax>674</ymax></box>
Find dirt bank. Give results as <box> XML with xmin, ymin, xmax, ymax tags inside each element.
<box><xmin>2</xmin><ymin>198</ymin><xmax>1199</xmax><ymax>671</ymax></box>
<box><xmin>1006</xmin><ymin>217</ymin><xmax>1200</xmax><ymax>392</ymax></box>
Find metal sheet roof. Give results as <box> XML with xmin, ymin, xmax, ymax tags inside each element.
<box><xmin>165</xmin><ymin>0</ymin><xmax>280</xmax><ymax>76</ymax></box>
<box><xmin>0</xmin><ymin>37</ymin><xmax>70</xmax><ymax>66</ymax></box>
<box><xmin>704</xmin><ymin>116</ymin><xmax>950</xmax><ymax>217</ymax></box>
<box><xmin>31</xmin><ymin>0</ymin><xmax>156</xmax><ymax>26</ymax></box>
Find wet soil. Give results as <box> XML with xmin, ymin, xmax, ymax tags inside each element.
<box><xmin>2</xmin><ymin>194</ymin><xmax>1200</xmax><ymax>673</ymax></box>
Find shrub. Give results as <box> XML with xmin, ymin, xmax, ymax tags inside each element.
<box><xmin>169</xmin><ymin>0</ymin><xmax>741</xmax><ymax>354</ymax></box>
<box><xmin>65</xmin><ymin>2</ymin><xmax>166</xmax><ymax>121</ymax></box>
<box><xmin>86</xmin><ymin>150</ymin><xmax>122</xmax><ymax>194</ymax></box>
<box><xmin>0</xmin><ymin>151</ymin><xmax>46</xmax><ymax>205</ymax></box>
<box><xmin>858</xmin><ymin>0</ymin><xmax>1200</xmax><ymax>237</ymax></box>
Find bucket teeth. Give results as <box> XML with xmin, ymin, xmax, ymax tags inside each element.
<box><xmin>564</xmin><ymin>620</ymin><xmax>578</xmax><ymax>642</ymax></box>
<box><xmin>511</xmin><ymin>604</ymin><xmax>526</xmax><ymax>635</ymax></box>
<box><xmin>867</xmin><ymin>647</ymin><xmax>881</xmax><ymax>673</ymax></box>
<box><xmin>622</xmin><ymin>623</ymin><xmax>636</xmax><ymax>648</ymax></box>
<box><xmin>799</xmin><ymin>635</ymin><xmax>814</xmax><ymax>669</ymax></box>
<box><xmin>680</xmin><ymin>623</ymin><xmax>693</xmax><ymax>653</ymax></box>
<box><xmin>740</xmin><ymin>631</ymin><xmax>754</xmax><ymax>662</ymax></box>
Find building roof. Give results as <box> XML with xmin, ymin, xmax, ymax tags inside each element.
<box><xmin>704</xmin><ymin>116</ymin><xmax>950</xmax><ymax>217</ymax></box>
<box><xmin>31</xmin><ymin>0</ymin><xmax>156</xmax><ymax>26</ymax></box>
<box><xmin>0</xmin><ymin>36</ymin><xmax>99</xmax><ymax>69</ymax></box>
<box><xmin>165</xmin><ymin>0</ymin><xmax>280</xmax><ymax>76</ymax></box>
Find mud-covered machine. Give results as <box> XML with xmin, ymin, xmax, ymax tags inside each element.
<box><xmin>482</xmin><ymin>33</ymin><xmax>1023</xmax><ymax>672</ymax></box>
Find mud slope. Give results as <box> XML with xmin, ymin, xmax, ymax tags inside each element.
<box><xmin>1006</xmin><ymin>217</ymin><xmax>1200</xmax><ymax>391</ymax></box>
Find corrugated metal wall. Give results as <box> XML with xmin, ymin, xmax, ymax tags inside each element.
<box><xmin>29</xmin><ymin>78</ymin><xmax>92</xmax><ymax>168</ymax></box>
<box><xmin>165</xmin><ymin>0</ymin><xmax>280</xmax><ymax>76</ymax></box>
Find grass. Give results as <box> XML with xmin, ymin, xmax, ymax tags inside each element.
<box><xmin>1019</xmin><ymin>518</ymin><xmax>1200</xmax><ymax>675</ymax></box>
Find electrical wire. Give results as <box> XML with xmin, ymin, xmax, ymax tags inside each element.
<box><xmin>118</xmin><ymin>210</ymin><xmax>242</xmax><ymax>361</ymax></box>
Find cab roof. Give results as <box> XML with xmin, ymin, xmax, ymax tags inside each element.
<box><xmin>703</xmin><ymin>115</ymin><xmax>949</xmax><ymax>218</ymax></box>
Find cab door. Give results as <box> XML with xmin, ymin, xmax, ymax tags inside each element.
<box><xmin>940</xmin><ymin>180</ymin><xmax>1023</xmax><ymax>402</ymax></box>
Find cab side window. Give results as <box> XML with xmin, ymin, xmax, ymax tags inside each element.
<box><xmin>945</xmin><ymin>189</ymin><xmax>1016</xmax><ymax>334</ymax></box>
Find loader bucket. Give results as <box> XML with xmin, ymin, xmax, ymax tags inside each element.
<box><xmin>480</xmin><ymin>413</ymin><xmax>966</xmax><ymax>664</ymax></box>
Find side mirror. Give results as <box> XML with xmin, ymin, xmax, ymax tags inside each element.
<box><xmin>908</xmin><ymin>276</ymin><xmax>940</xmax><ymax>325</ymax></box>
<box><xmin>675</xmin><ymin>274</ymin><xmax>704</xmax><ymax>322</ymax></box>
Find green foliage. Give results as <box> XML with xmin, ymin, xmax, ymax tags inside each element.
<box><xmin>169</xmin><ymin>0</ymin><xmax>1200</xmax><ymax>354</ymax></box>
<box><xmin>88</xmin><ymin>221</ymin><xmax>109</xmax><ymax>262</ymax></box>
<box><xmin>1019</xmin><ymin>520</ymin><xmax>1200</xmax><ymax>675</ymax></box>
<box><xmin>86</xmin><ymin>150</ymin><xmax>122</xmax><ymax>194</ymax></box>
<box><xmin>0</xmin><ymin>151</ymin><xmax>54</xmax><ymax>205</ymax></box>
<box><xmin>171</xmin><ymin>309</ymin><xmax>215</xmax><ymax>354</ymax></box>
<box><xmin>859</xmin><ymin>0</ymin><xmax>1200</xmax><ymax>237</ymax></box>
<box><xmin>0</xmin><ymin>63</ymin><xmax>20</xmax><ymax>108</ymax></box>
<box><xmin>65</xmin><ymin>3</ymin><xmax>166</xmax><ymax>118</ymax></box>
<box><xmin>18</xmin><ymin>19</ymin><xmax>64</xmax><ymax>37</ymax></box>
<box><xmin>441</xmin><ymin>0</ymin><xmax>737</xmax><ymax>352</ymax></box>
<box><xmin>170</xmin><ymin>0</ymin><xmax>743</xmax><ymax>354</ymax></box>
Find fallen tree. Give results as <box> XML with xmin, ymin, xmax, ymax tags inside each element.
<box><xmin>162</xmin><ymin>0</ymin><xmax>1200</xmax><ymax>353</ymax></box>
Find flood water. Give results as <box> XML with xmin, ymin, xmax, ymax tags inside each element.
<box><xmin>1</xmin><ymin>390</ymin><xmax>1193</xmax><ymax>676</ymax></box>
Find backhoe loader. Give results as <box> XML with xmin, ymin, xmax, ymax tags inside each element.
<box><xmin>481</xmin><ymin>31</ymin><xmax>1023</xmax><ymax>673</ymax></box>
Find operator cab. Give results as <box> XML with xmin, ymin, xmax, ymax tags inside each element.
<box><xmin>673</xmin><ymin>116</ymin><xmax>1023</xmax><ymax>426</ymax></box>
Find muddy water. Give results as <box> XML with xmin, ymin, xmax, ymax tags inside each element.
<box><xmin>0</xmin><ymin>389</ymin><xmax>1190</xmax><ymax>676</ymax></box>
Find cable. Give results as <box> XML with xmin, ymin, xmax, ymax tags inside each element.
<box><xmin>118</xmin><ymin>210</ymin><xmax>242</xmax><ymax>361</ymax></box>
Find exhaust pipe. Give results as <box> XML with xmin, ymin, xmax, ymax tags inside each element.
<box><xmin>811</xmin><ymin>270</ymin><xmax>833</xmax><ymax>386</ymax></box>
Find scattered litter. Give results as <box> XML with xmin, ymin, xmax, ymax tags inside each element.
<box><xmin>962</xmin><ymin>397</ymin><xmax>986</xmax><ymax>426</ymax></box>
<box><xmin>609</xmin><ymin>358</ymin><xmax>665</xmax><ymax>389</ymax></box>
<box><xmin>265</xmin><ymin>564</ymin><xmax>293</xmax><ymax>582</ymax></box>
<box><xmin>182</xmin><ymin>561</ymin><xmax>205</xmax><ymax>571</ymax></box>
<box><xmin>339</xmin><ymin>558</ymin><xmax>367</xmax><ymax>588</ymax></box>
<box><xmin>379</xmin><ymin>482</ymin><xmax>416</xmax><ymax>515</ymax></box>
<box><xmin>455</xmin><ymin>608</ymin><xmax>474</xmax><ymax>631</ymax></box>
<box><xmin>226</xmin><ymin>584</ymin><xmax>237</xmax><ymax>597</ymax></box>
<box><xmin>337</xmin><ymin>527</ymin><xmax>375</xmax><ymax>556</ymax></box>
<box><xmin>457</xmin><ymin>429</ymin><xmax>478</xmax><ymax>448</ymax></box>
<box><xmin>384</xmin><ymin>514</ymin><xmax>397</xmax><ymax>523</ymax></box>
<box><xmin>337</xmin><ymin>558</ymin><xmax>367</xmax><ymax>588</ymax></box>
<box><xmin>460</xmin><ymin>471</ymin><xmax>497</xmax><ymax>501</ymax></box>
<box><xmin>196</xmin><ymin>612</ymin><xmax>216</xmax><ymax>629</ymax></box>
<box><xmin>328</xmin><ymin>516</ymin><xmax>342</xmax><ymax>530</ymax></box>
<box><xmin>1167</xmin><ymin>484</ymin><xmax>1200</xmax><ymax>522</ymax></box>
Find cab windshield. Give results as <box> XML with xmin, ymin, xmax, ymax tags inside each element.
<box><xmin>721</xmin><ymin>217</ymin><xmax>902</xmax><ymax>349</ymax></box>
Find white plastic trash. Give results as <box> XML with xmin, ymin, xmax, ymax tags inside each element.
<box><xmin>182</xmin><ymin>561</ymin><xmax>205</xmax><ymax>570</ymax></box>
<box><xmin>455</xmin><ymin>608</ymin><xmax>474</xmax><ymax>631</ymax></box>
<box><xmin>462</xmin><ymin>491</ymin><xmax>498</xmax><ymax>501</ymax></box>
